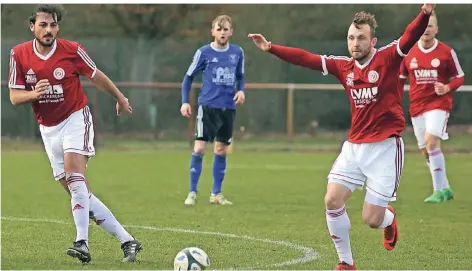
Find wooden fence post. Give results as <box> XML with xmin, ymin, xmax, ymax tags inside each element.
<box><xmin>286</xmin><ymin>84</ymin><xmax>295</xmax><ymax>143</ymax></box>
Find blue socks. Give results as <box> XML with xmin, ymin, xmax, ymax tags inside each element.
<box><xmin>189</xmin><ymin>152</ymin><xmax>203</xmax><ymax>192</ymax></box>
<box><xmin>212</xmin><ymin>153</ymin><xmax>227</xmax><ymax>195</ymax></box>
<box><xmin>189</xmin><ymin>152</ymin><xmax>227</xmax><ymax>195</ymax></box>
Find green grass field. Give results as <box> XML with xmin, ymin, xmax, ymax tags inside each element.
<box><xmin>2</xmin><ymin>147</ymin><xmax>472</xmax><ymax>270</ymax></box>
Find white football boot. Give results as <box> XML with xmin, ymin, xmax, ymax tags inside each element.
<box><xmin>209</xmin><ymin>193</ymin><xmax>233</xmax><ymax>205</ymax></box>
<box><xmin>184</xmin><ymin>192</ymin><xmax>197</xmax><ymax>206</ymax></box>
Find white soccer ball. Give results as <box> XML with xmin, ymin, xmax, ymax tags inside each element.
<box><xmin>174</xmin><ymin>247</ymin><xmax>210</xmax><ymax>270</ymax></box>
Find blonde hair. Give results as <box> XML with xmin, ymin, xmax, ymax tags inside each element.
<box><xmin>352</xmin><ymin>11</ymin><xmax>378</xmax><ymax>37</ymax></box>
<box><xmin>212</xmin><ymin>15</ymin><xmax>232</xmax><ymax>28</ymax></box>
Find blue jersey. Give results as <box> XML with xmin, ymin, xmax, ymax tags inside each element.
<box><xmin>181</xmin><ymin>43</ymin><xmax>245</xmax><ymax>109</ymax></box>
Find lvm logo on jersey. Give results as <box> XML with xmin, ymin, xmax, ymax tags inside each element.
<box><xmin>350</xmin><ymin>87</ymin><xmax>378</xmax><ymax>108</ymax></box>
<box><xmin>414</xmin><ymin>69</ymin><xmax>438</xmax><ymax>84</ymax></box>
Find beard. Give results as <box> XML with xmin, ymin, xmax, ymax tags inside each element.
<box><xmin>37</xmin><ymin>36</ymin><xmax>55</xmax><ymax>47</ymax></box>
<box><xmin>350</xmin><ymin>49</ymin><xmax>371</xmax><ymax>62</ymax></box>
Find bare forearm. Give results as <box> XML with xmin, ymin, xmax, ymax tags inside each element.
<box><xmin>90</xmin><ymin>70</ymin><xmax>125</xmax><ymax>101</ymax></box>
<box><xmin>9</xmin><ymin>89</ymin><xmax>35</xmax><ymax>105</ymax></box>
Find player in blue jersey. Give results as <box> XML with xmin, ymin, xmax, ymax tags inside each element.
<box><xmin>180</xmin><ymin>15</ymin><xmax>245</xmax><ymax>206</ymax></box>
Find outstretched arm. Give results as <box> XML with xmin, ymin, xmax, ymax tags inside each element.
<box><xmin>248</xmin><ymin>34</ymin><xmax>349</xmax><ymax>79</ymax></box>
<box><xmin>398</xmin><ymin>4</ymin><xmax>435</xmax><ymax>56</ymax></box>
<box><xmin>248</xmin><ymin>33</ymin><xmax>324</xmax><ymax>71</ymax></box>
<box><xmin>269</xmin><ymin>44</ymin><xmax>325</xmax><ymax>71</ymax></box>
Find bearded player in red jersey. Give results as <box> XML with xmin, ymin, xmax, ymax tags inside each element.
<box><xmin>8</xmin><ymin>5</ymin><xmax>142</xmax><ymax>263</ymax></box>
<box><xmin>399</xmin><ymin>12</ymin><xmax>464</xmax><ymax>204</ymax></box>
<box><xmin>249</xmin><ymin>4</ymin><xmax>435</xmax><ymax>270</ymax></box>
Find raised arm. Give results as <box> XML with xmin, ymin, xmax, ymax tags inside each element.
<box><xmin>398</xmin><ymin>5</ymin><xmax>435</xmax><ymax>56</ymax></box>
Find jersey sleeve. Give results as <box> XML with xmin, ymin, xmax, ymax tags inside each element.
<box><xmin>75</xmin><ymin>44</ymin><xmax>97</xmax><ymax>78</ymax></box>
<box><xmin>8</xmin><ymin>49</ymin><xmax>26</xmax><ymax>89</ymax></box>
<box><xmin>446</xmin><ymin>49</ymin><xmax>465</xmax><ymax>79</ymax></box>
<box><xmin>377</xmin><ymin>39</ymin><xmax>406</xmax><ymax>66</ymax></box>
<box><xmin>269</xmin><ymin>44</ymin><xmax>348</xmax><ymax>82</ymax></box>
<box><xmin>378</xmin><ymin>11</ymin><xmax>430</xmax><ymax>64</ymax></box>
<box><xmin>185</xmin><ymin>49</ymin><xmax>206</xmax><ymax>77</ymax></box>
<box><xmin>320</xmin><ymin>55</ymin><xmax>350</xmax><ymax>81</ymax></box>
<box><xmin>395</xmin><ymin>11</ymin><xmax>431</xmax><ymax>59</ymax></box>
<box><xmin>236</xmin><ymin>47</ymin><xmax>245</xmax><ymax>91</ymax></box>
<box><xmin>399</xmin><ymin>59</ymin><xmax>409</xmax><ymax>80</ymax></box>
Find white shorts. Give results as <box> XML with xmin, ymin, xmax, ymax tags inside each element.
<box><xmin>411</xmin><ymin>109</ymin><xmax>450</xmax><ymax>149</ymax></box>
<box><xmin>39</xmin><ymin>106</ymin><xmax>95</xmax><ymax>181</ymax></box>
<box><xmin>327</xmin><ymin>137</ymin><xmax>404</xmax><ymax>203</ymax></box>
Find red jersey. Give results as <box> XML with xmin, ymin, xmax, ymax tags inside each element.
<box><xmin>319</xmin><ymin>42</ymin><xmax>406</xmax><ymax>143</ymax></box>
<box><xmin>8</xmin><ymin>38</ymin><xmax>97</xmax><ymax>126</ymax></box>
<box><xmin>400</xmin><ymin>39</ymin><xmax>465</xmax><ymax>117</ymax></box>
<box><xmin>268</xmin><ymin>11</ymin><xmax>431</xmax><ymax>144</ymax></box>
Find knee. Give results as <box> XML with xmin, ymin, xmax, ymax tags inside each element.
<box><xmin>64</xmin><ymin>153</ymin><xmax>87</xmax><ymax>174</ymax></box>
<box><xmin>324</xmin><ymin>193</ymin><xmax>345</xmax><ymax>210</ymax></box>
<box><xmin>425</xmin><ymin>134</ymin><xmax>440</xmax><ymax>151</ymax></box>
<box><xmin>214</xmin><ymin>143</ymin><xmax>228</xmax><ymax>156</ymax></box>
<box><xmin>193</xmin><ymin>143</ymin><xmax>206</xmax><ymax>155</ymax></box>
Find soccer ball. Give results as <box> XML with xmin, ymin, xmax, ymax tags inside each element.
<box><xmin>174</xmin><ymin>247</ymin><xmax>210</xmax><ymax>270</ymax></box>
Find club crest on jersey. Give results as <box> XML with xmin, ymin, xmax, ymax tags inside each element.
<box><xmin>53</xmin><ymin>67</ymin><xmax>65</xmax><ymax>80</ymax></box>
<box><xmin>229</xmin><ymin>54</ymin><xmax>238</xmax><ymax>64</ymax></box>
<box><xmin>368</xmin><ymin>70</ymin><xmax>379</xmax><ymax>83</ymax></box>
<box><xmin>409</xmin><ymin>57</ymin><xmax>418</xmax><ymax>69</ymax></box>
<box><xmin>431</xmin><ymin>58</ymin><xmax>440</xmax><ymax>68</ymax></box>
<box><xmin>346</xmin><ymin>72</ymin><xmax>354</xmax><ymax>86</ymax></box>
<box><xmin>25</xmin><ymin>68</ymin><xmax>37</xmax><ymax>84</ymax></box>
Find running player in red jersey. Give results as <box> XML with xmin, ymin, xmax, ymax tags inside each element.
<box><xmin>8</xmin><ymin>5</ymin><xmax>142</xmax><ymax>263</ymax></box>
<box><xmin>249</xmin><ymin>4</ymin><xmax>435</xmax><ymax>270</ymax></box>
<box><xmin>399</xmin><ymin>12</ymin><xmax>464</xmax><ymax>203</ymax></box>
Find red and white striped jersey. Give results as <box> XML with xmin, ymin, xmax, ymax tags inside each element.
<box><xmin>8</xmin><ymin>38</ymin><xmax>97</xmax><ymax>126</ymax></box>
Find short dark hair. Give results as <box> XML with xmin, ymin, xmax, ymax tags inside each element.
<box><xmin>29</xmin><ymin>4</ymin><xmax>63</xmax><ymax>24</ymax></box>
<box><xmin>352</xmin><ymin>11</ymin><xmax>378</xmax><ymax>37</ymax></box>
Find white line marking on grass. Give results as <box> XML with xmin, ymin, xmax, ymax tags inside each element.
<box><xmin>1</xmin><ymin>216</ymin><xmax>319</xmax><ymax>269</ymax></box>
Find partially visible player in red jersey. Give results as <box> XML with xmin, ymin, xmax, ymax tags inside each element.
<box><xmin>399</xmin><ymin>12</ymin><xmax>464</xmax><ymax>204</ymax></box>
<box><xmin>249</xmin><ymin>4</ymin><xmax>435</xmax><ymax>270</ymax></box>
<box><xmin>8</xmin><ymin>5</ymin><xmax>142</xmax><ymax>263</ymax></box>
